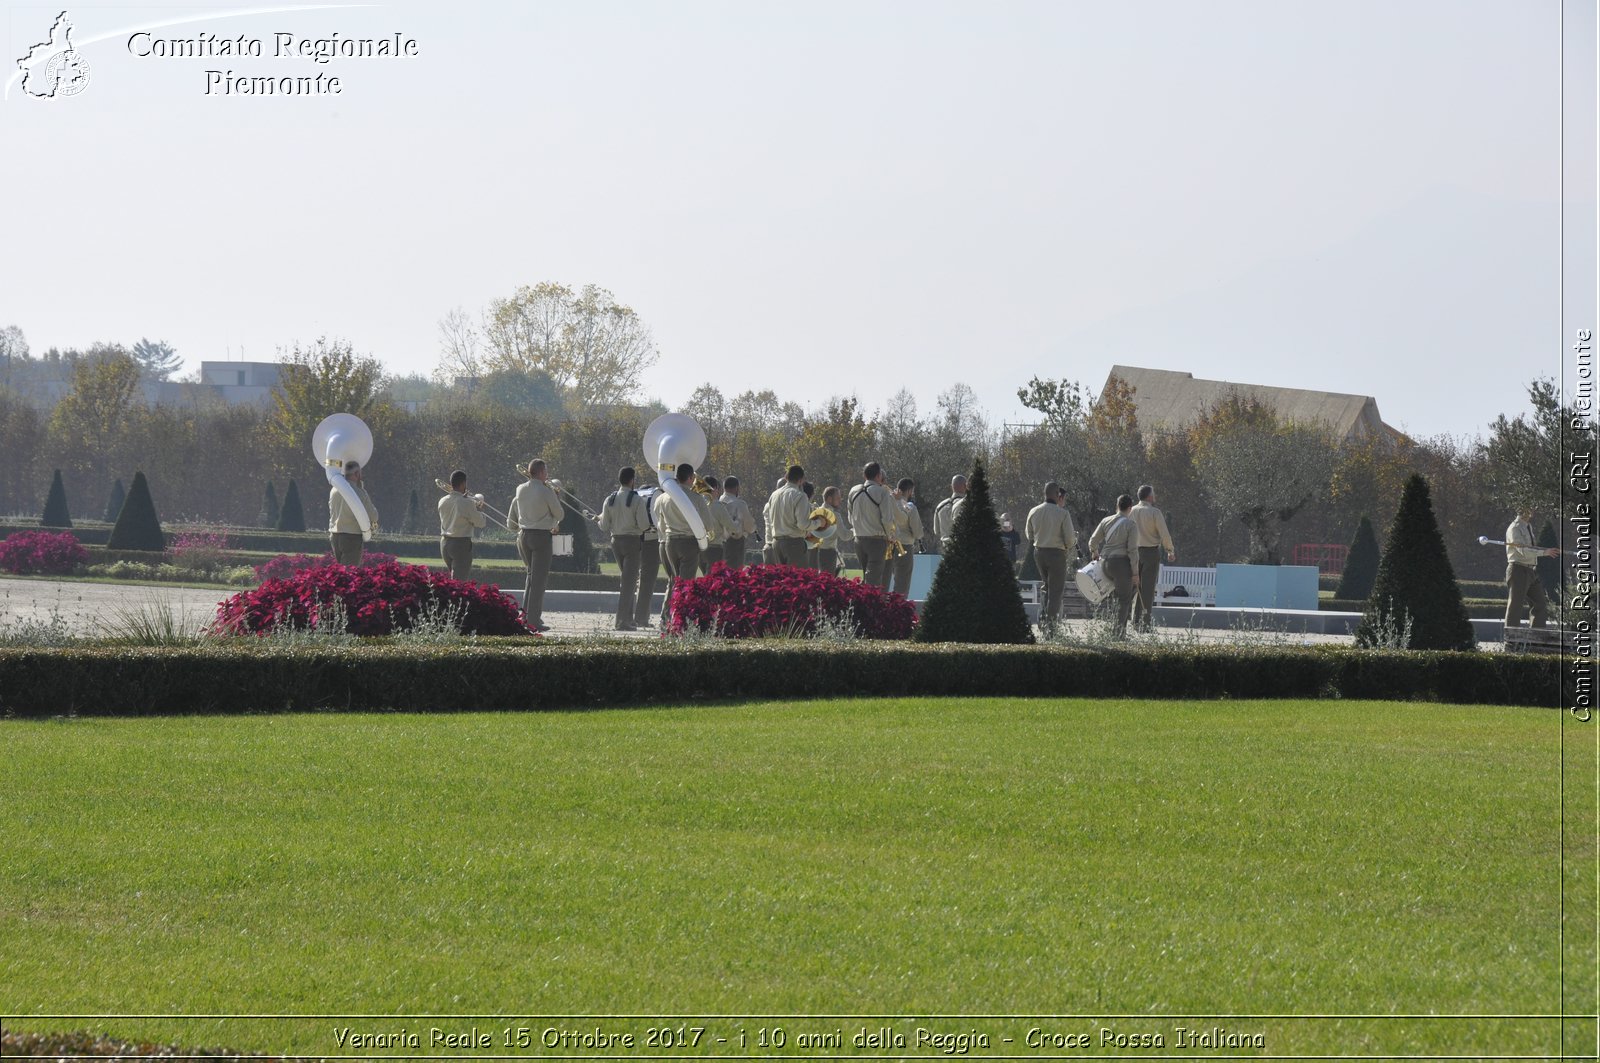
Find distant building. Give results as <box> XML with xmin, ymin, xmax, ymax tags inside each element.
<box><xmin>198</xmin><ymin>361</ymin><xmax>281</xmax><ymax>405</ymax></box>
<box><xmin>1105</xmin><ymin>365</ymin><xmax>1405</xmax><ymax>447</ymax></box>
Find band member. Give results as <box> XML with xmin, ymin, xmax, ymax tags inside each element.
<box><xmin>653</xmin><ymin>462</ymin><xmax>710</xmax><ymax>618</ymax></box>
<box><xmin>889</xmin><ymin>478</ymin><xmax>922</xmax><ymax>596</ymax></box>
<box><xmin>636</xmin><ymin>488</ymin><xmax>662</xmax><ymax>629</ymax></box>
<box><xmin>1129</xmin><ymin>484</ymin><xmax>1176</xmax><ymax>630</ymax></box>
<box><xmin>437</xmin><ymin>469</ymin><xmax>486</xmax><ymax>580</ymax></box>
<box><xmin>1089</xmin><ymin>494</ymin><xmax>1140</xmax><ymax>638</ymax></box>
<box><xmin>719</xmin><ymin>476</ymin><xmax>756</xmax><ymax>571</ymax></box>
<box><xmin>815</xmin><ymin>485</ymin><xmax>846</xmax><ymax>575</ymax></box>
<box><xmin>761</xmin><ymin>475</ymin><xmax>785</xmax><ymax>564</ymax></box>
<box><xmin>328</xmin><ymin>459</ymin><xmax>378</xmax><ymax>566</ymax></box>
<box><xmin>1504</xmin><ymin>505</ymin><xmax>1561</xmax><ymax>628</ymax></box>
<box><xmin>599</xmin><ymin>466</ymin><xmax>651</xmax><ymax>631</ymax></box>
<box><xmin>827</xmin><ymin>484</ymin><xmax>855</xmax><ymax>573</ymax></box>
<box><xmin>769</xmin><ymin>465</ymin><xmax>812</xmax><ymax>567</ymax></box>
<box><xmin>700</xmin><ymin>475</ymin><xmax>735</xmax><ymax>572</ymax></box>
<box><xmin>848</xmin><ymin>461</ymin><xmax>898</xmax><ymax>589</ymax></box>
<box><xmin>506</xmin><ymin>457</ymin><xmax>563</xmax><ymax>633</ymax></box>
<box><xmin>1025</xmin><ymin>481</ymin><xmax>1076</xmax><ymax>631</ymax></box>
<box><xmin>933</xmin><ymin>474</ymin><xmax>968</xmax><ymax>553</ymax></box>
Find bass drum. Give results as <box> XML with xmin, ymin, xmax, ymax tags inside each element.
<box><xmin>1074</xmin><ymin>559</ymin><xmax>1112</xmax><ymax>605</ymax></box>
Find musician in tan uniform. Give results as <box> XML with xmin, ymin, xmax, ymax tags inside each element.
<box><xmin>719</xmin><ymin>476</ymin><xmax>756</xmax><ymax>571</ymax></box>
<box><xmin>328</xmin><ymin>460</ymin><xmax>378</xmax><ymax>566</ymax></box>
<box><xmin>437</xmin><ymin>469</ymin><xmax>486</xmax><ymax>580</ymax></box>
<box><xmin>1129</xmin><ymin>484</ymin><xmax>1176</xmax><ymax>631</ymax></box>
<box><xmin>848</xmin><ymin>461</ymin><xmax>899</xmax><ymax>589</ymax></box>
<box><xmin>1089</xmin><ymin>494</ymin><xmax>1140</xmax><ymax>638</ymax></box>
<box><xmin>598</xmin><ymin>466</ymin><xmax>651</xmax><ymax>631</ymax></box>
<box><xmin>769</xmin><ymin>465</ymin><xmax>812</xmax><ymax>567</ymax></box>
<box><xmin>506</xmin><ymin>458</ymin><xmax>564</xmax><ymax>633</ymax></box>
<box><xmin>932</xmin><ymin>474</ymin><xmax>967</xmax><ymax>553</ymax></box>
<box><xmin>636</xmin><ymin>488</ymin><xmax>662</xmax><ymax>629</ymax></box>
<box><xmin>699</xmin><ymin>475</ymin><xmax>735</xmax><ymax>572</ymax></box>
<box><xmin>1024</xmin><ymin>481</ymin><xmax>1076</xmax><ymax>631</ymax></box>
<box><xmin>1504</xmin><ymin>506</ymin><xmax>1561</xmax><ymax>628</ymax></box>
<box><xmin>761</xmin><ymin>475</ymin><xmax>785</xmax><ymax>564</ymax></box>
<box><xmin>815</xmin><ymin>486</ymin><xmax>846</xmax><ymax>575</ymax></box>
<box><xmin>888</xmin><ymin>478</ymin><xmax>922</xmax><ymax>596</ymax></box>
<box><xmin>653</xmin><ymin>463</ymin><xmax>711</xmax><ymax>617</ymax></box>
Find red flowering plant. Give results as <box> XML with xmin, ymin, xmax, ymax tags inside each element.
<box><xmin>666</xmin><ymin>562</ymin><xmax>917</xmax><ymax>640</ymax></box>
<box><xmin>0</xmin><ymin>530</ymin><xmax>90</xmax><ymax>576</ymax></box>
<box><xmin>215</xmin><ymin>560</ymin><xmax>530</xmax><ymax>637</ymax></box>
<box><xmin>252</xmin><ymin>550</ymin><xmax>400</xmax><ymax>583</ymax></box>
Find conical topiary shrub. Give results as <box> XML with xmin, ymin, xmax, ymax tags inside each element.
<box><xmin>106</xmin><ymin>471</ymin><xmax>165</xmax><ymax>552</ymax></box>
<box><xmin>1354</xmin><ymin>474</ymin><xmax>1474</xmax><ymax>651</ymax></box>
<box><xmin>559</xmin><ymin>489</ymin><xmax>597</xmax><ymax>573</ymax></box>
<box><xmin>1537</xmin><ymin>520</ymin><xmax>1561</xmax><ymax>600</ymax></box>
<box><xmin>277</xmin><ymin>479</ymin><xmax>306</xmax><ymax>533</ymax></box>
<box><xmin>404</xmin><ymin>489</ymin><xmax>422</xmax><ymax>535</ymax></box>
<box><xmin>1335</xmin><ymin>515</ymin><xmax>1379</xmax><ymax>601</ymax></box>
<box><xmin>258</xmin><ymin>481</ymin><xmax>281</xmax><ymax>529</ymax></box>
<box><xmin>103</xmin><ymin>478</ymin><xmax>126</xmax><ymax>524</ymax></box>
<box><xmin>40</xmin><ymin>469</ymin><xmax>72</xmax><ymax>528</ymax></box>
<box><xmin>914</xmin><ymin>458</ymin><xmax>1034</xmax><ymax>644</ymax></box>
<box><xmin>1018</xmin><ymin>542</ymin><xmax>1040</xmax><ymax>582</ymax></box>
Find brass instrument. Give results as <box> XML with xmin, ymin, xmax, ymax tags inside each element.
<box><xmin>692</xmin><ymin>475</ymin><xmax>718</xmax><ymax>499</ymax></box>
<box><xmin>509</xmin><ymin>464</ymin><xmax>599</xmax><ymax>520</ymax></box>
<box><xmin>435</xmin><ymin>478</ymin><xmax>510</xmax><ymax>524</ymax></box>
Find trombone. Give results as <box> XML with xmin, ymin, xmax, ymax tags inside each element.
<box><xmin>435</xmin><ymin>478</ymin><xmax>511</xmax><ymax>524</ymax></box>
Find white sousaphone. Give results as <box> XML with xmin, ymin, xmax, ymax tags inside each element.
<box><xmin>313</xmin><ymin>413</ymin><xmax>375</xmax><ymax>541</ymax></box>
<box><xmin>643</xmin><ymin>412</ymin><xmax>709</xmax><ymax>551</ymax></box>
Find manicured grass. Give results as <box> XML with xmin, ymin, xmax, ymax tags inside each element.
<box><xmin>0</xmin><ymin>698</ymin><xmax>1578</xmax><ymax>1057</ymax></box>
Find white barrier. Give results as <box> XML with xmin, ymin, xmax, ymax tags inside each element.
<box><xmin>1156</xmin><ymin>565</ymin><xmax>1216</xmax><ymax>607</ymax></box>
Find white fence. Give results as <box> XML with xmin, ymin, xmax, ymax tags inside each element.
<box><xmin>1156</xmin><ymin>565</ymin><xmax>1216</xmax><ymax>607</ymax></box>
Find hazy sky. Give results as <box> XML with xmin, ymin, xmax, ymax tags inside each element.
<box><xmin>2</xmin><ymin>0</ymin><xmax>1593</xmax><ymax>438</ymax></box>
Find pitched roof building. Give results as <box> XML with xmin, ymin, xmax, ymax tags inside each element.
<box><xmin>1105</xmin><ymin>365</ymin><xmax>1405</xmax><ymax>446</ymax></box>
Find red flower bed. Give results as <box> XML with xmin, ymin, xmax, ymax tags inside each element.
<box><xmin>0</xmin><ymin>530</ymin><xmax>90</xmax><ymax>575</ymax></box>
<box><xmin>252</xmin><ymin>550</ymin><xmax>399</xmax><ymax>583</ymax></box>
<box><xmin>667</xmin><ymin>562</ymin><xmax>917</xmax><ymax>639</ymax></box>
<box><xmin>215</xmin><ymin>560</ymin><xmax>529</xmax><ymax>637</ymax></box>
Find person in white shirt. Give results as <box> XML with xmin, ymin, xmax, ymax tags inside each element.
<box><xmin>1024</xmin><ymin>481</ymin><xmax>1077</xmax><ymax>631</ymax></box>
<box><xmin>719</xmin><ymin>476</ymin><xmax>757</xmax><ymax>571</ymax></box>
<box><xmin>889</xmin><ymin>478</ymin><xmax>922</xmax><ymax>596</ymax></box>
<box><xmin>768</xmin><ymin>464</ymin><xmax>812</xmax><ymax>567</ymax></box>
<box><xmin>653</xmin><ymin>462</ymin><xmax>711</xmax><ymax>618</ymax></box>
<box><xmin>598</xmin><ymin>466</ymin><xmax>652</xmax><ymax>631</ymax></box>
<box><xmin>505</xmin><ymin>458</ymin><xmax>564</xmax><ymax>633</ymax></box>
<box><xmin>847</xmin><ymin>461</ymin><xmax>899</xmax><ymax>589</ymax></box>
<box><xmin>933</xmin><ymin>474</ymin><xmax>968</xmax><ymax>553</ymax></box>
<box><xmin>1504</xmin><ymin>505</ymin><xmax>1561</xmax><ymax>628</ymax></box>
<box><xmin>328</xmin><ymin>460</ymin><xmax>378</xmax><ymax>566</ymax></box>
<box><xmin>437</xmin><ymin>469</ymin><xmax>486</xmax><ymax>580</ymax></box>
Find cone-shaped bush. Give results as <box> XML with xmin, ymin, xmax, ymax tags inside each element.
<box><xmin>1017</xmin><ymin>542</ymin><xmax>1040</xmax><ymax>582</ymax></box>
<box><xmin>277</xmin><ymin>479</ymin><xmax>306</xmax><ymax>533</ymax></box>
<box><xmin>404</xmin><ymin>489</ymin><xmax>422</xmax><ymax>535</ymax></box>
<box><xmin>1335</xmin><ymin>515</ymin><xmax>1380</xmax><ymax>600</ymax></box>
<box><xmin>40</xmin><ymin>469</ymin><xmax>72</xmax><ymax>528</ymax></box>
<box><xmin>103</xmin><ymin>478</ymin><xmax>126</xmax><ymax>524</ymax></box>
<box><xmin>258</xmin><ymin>481</ymin><xmax>280</xmax><ymax>529</ymax></box>
<box><xmin>914</xmin><ymin>459</ymin><xmax>1034</xmax><ymax>644</ymax></box>
<box><xmin>106</xmin><ymin>471</ymin><xmax>165</xmax><ymax>552</ymax></box>
<box><xmin>1537</xmin><ymin>520</ymin><xmax>1561</xmax><ymax>599</ymax></box>
<box><xmin>1355</xmin><ymin>474</ymin><xmax>1474</xmax><ymax>651</ymax></box>
<box><xmin>559</xmin><ymin>490</ymin><xmax>597</xmax><ymax>573</ymax></box>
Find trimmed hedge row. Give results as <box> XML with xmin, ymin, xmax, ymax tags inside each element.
<box><xmin>0</xmin><ymin>643</ymin><xmax>1562</xmax><ymax>717</ymax></box>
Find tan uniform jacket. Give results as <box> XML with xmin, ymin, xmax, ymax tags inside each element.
<box><xmin>1090</xmin><ymin>513</ymin><xmax>1138</xmax><ymax>561</ymax></box>
<box><xmin>706</xmin><ymin>497</ymin><xmax>736</xmax><ymax>543</ymax></box>
<box><xmin>933</xmin><ymin>495</ymin><xmax>966</xmax><ymax>541</ymax></box>
<box><xmin>329</xmin><ymin>483</ymin><xmax>378</xmax><ymax>534</ymax></box>
<box><xmin>1129</xmin><ymin>502</ymin><xmax>1175</xmax><ymax>553</ymax></box>
<box><xmin>847</xmin><ymin>481</ymin><xmax>898</xmax><ymax>540</ymax></box>
<box><xmin>891</xmin><ymin>499</ymin><xmax>923</xmax><ymax>548</ymax></box>
<box><xmin>828</xmin><ymin>503</ymin><xmax>853</xmax><ymax>548</ymax></box>
<box><xmin>438</xmin><ymin>491</ymin><xmax>487</xmax><ymax>537</ymax></box>
<box><xmin>1025</xmin><ymin>502</ymin><xmax>1076</xmax><ymax>551</ymax></box>
<box><xmin>599</xmin><ymin>487</ymin><xmax>652</xmax><ymax>538</ymax></box>
<box><xmin>506</xmin><ymin>479</ymin><xmax>563</xmax><ymax>531</ymax></box>
<box><xmin>654</xmin><ymin>487</ymin><xmax>710</xmax><ymax>539</ymax></box>
<box><xmin>720</xmin><ymin>495</ymin><xmax>756</xmax><ymax>537</ymax></box>
<box><xmin>1506</xmin><ymin>519</ymin><xmax>1542</xmax><ymax>568</ymax></box>
<box><xmin>769</xmin><ymin>484</ymin><xmax>811</xmax><ymax>538</ymax></box>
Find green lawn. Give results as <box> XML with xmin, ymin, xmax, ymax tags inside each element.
<box><xmin>0</xmin><ymin>698</ymin><xmax>1581</xmax><ymax>1057</ymax></box>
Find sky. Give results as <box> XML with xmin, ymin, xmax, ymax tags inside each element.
<box><xmin>1</xmin><ymin>0</ymin><xmax>1593</xmax><ymax>439</ymax></box>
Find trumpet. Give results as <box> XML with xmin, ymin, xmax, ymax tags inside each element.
<box><xmin>692</xmin><ymin>475</ymin><xmax>718</xmax><ymax>499</ymax></box>
<box><xmin>435</xmin><ymin>478</ymin><xmax>511</xmax><ymax>524</ymax></box>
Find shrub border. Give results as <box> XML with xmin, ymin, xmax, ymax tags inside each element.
<box><xmin>0</xmin><ymin>642</ymin><xmax>1562</xmax><ymax>717</ymax></box>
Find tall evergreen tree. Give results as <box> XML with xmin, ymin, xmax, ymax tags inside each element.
<box><xmin>40</xmin><ymin>469</ymin><xmax>72</xmax><ymax>528</ymax></box>
<box><xmin>103</xmin><ymin>478</ymin><xmax>126</xmax><ymax>523</ymax></box>
<box><xmin>277</xmin><ymin>479</ymin><xmax>306</xmax><ymax>533</ymax></box>
<box><xmin>1537</xmin><ymin>520</ymin><xmax>1562</xmax><ymax>600</ymax></box>
<box><xmin>106</xmin><ymin>471</ymin><xmax>165</xmax><ymax>552</ymax></box>
<box><xmin>404</xmin><ymin>489</ymin><xmax>422</xmax><ymax>535</ymax></box>
<box><xmin>914</xmin><ymin>458</ymin><xmax>1034</xmax><ymax>644</ymax></box>
<box><xmin>558</xmin><ymin>488</ymin><xmax>597</xmax><ymax>573</ymax></box>
<box><xmin>258</xmin><ymin>481</ymin><xmax>281</xmax><ymax>529</ymax></box>
<box><xmin>1017</xmin><ymin>542</ymin><xmax>1041</xmax><ymax>583</ymax></box>
<box><xmin>1335</xmin><ymin>515</ymin><xmax>1380</xmax><ymax>601</ymax></box>
<box><xmin>1355</xmin><ymin>474</ymin><xmax>1474</xmax><ymax>651</ymax></box>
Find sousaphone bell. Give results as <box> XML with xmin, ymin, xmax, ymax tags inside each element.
<box><xmin>312</xmin><ymin>413</ymin><xmax>375</xmax><ymax>541</ymax></box>
<box><xmin>642</xmin><ymin>413</ymin><xmax>709</xmax><ymax>550</ymax></box>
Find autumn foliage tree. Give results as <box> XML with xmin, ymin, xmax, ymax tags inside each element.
<box><xmin>269</xmin><ymin>337</ymin><xmax>392</xmax><ymax>458</ymax></box>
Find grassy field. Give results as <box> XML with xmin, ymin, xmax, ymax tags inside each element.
<box><xmin>0</xmin><ymin>697</ymin><xmax>1584</xmax><ymax>1057</ymax></box>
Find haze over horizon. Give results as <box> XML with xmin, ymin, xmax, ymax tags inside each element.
<box><xmin>3</xmin><ymin>0</ymin><xmax>1592</xmax><ymax>440</ymax></box>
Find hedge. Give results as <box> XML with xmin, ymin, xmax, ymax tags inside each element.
<box><xmin>0</xmin><ymin>643</ymin><xmax>1562</xmax><ymax>717</ymax></box>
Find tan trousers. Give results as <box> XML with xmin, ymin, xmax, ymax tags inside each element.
<box><xmin>700</xmin><ymin>543</ymin><xmax>724</xmax><ymax>573</ymax></box>
<box><xmin>518</xmin><ymin>528</ymin><xmax>554</xmax><ymax>628</ymax></box>
<box><xmin>1134</xmin><ymin>546</ymin><xmax>1162</xmax><ymax>627</ymax></box>
<box><xmin>1103</xmin><ymin>555</ymin><xmax>1135</xmax><ymax>637</ymax></box>
<box><xmin>440</xmin><ymin>536</ymin><xmax>474</xmax><ymax>581</ymax></box>
<box><xmin>663</xmin><ymin>535</ymin><xmax>701</xmax><ymax>622</ymax></box>
<box><xmin>1035</xmin><ymin>546</ymin><xmax>1068</xmax><ymax>625</ymax></box>
<box><xmin>890</xmin><ymin>548</ymin><xmax>915</xmax><ymax>596</ymax></box>
<box><xmin>636</xmin><ymin>539</ymin><xmax>661</xmax><ymax>627</ymax></box>
<box><xmin>612</xmin><ymin>534</ymin><xmax>643</xmax><ymax>630</ymax></box>
<box><xmin>330</xmin><ymin>532</ymin><xmax>364</xmax><ymax>566</ymax></box>
<box><xmin>724</xmin><ymin>537</ymin><xmax>746</xmax><ymax>571</ymax></box>
<box><xmin>1505</xmin><ymin>563</ymin><xmax>1550</xmax><ymax>628</ymax></box>
<box><xmin>857</xmin><ymin>536</ymin><xmax>891</xmax><ymax>589</ymax></box>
